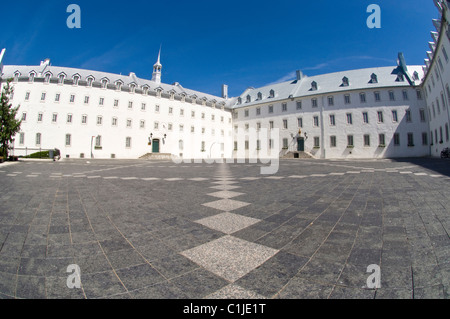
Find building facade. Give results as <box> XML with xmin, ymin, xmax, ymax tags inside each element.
<box><xmin>1</xmin><ymin>0</ymin><xmax>449</xmax><ymax>161</ymax></box>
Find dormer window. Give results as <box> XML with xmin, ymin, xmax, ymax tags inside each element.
<box><xmin>73</xmin><ymin>75</ymin><xmax>80</xmax><ymax>86</ymax></box>
<box><xmin>202</xmin><ymin>97</ymin><xmax>207</xmax><ymax>106</ymax></box>
<box><xmin>142</xmin><ymin>85</ymin><xmax>149</xmax><ymax>95</ymax></box>
<box><xmin>246</xmin><ymin>95</ymin><xmax>251</xmax><ymax>103</ymax></box>
<box><xmin>413</xmin><ymin>71</ymin><xmax>420</xmax><ymax>81</ymax></box>
<box><xmin>129</xmin><ymin>83</ymin><xmax>136</xmax><ymax>93</ymax></box>
<box><xmin>269</xmin><ymin>90</ymin><xmax>275</xmax><ymax>98</ymax></box>
<box><xmin>311</xmin><ymin>81</ymin><xmax>318</xmax><ymax>91</ymax></box>
<box><xmin>156</xmin><ymin>87</ymin><xmax>162</xmax><ymax>98</ymax></box>
<box><xmin>58</xmin><ymin>73</ymin><xmax>66</xmax><ymax>84</ymax></box>
<box><xmin>397</xmin><ymin>74</ymin><xmax>405</xmax><ymax>82</ymax></box>
<box><xmin>29</xmin><ymin>72</ymin><xmax>36</xmax><ymax>83</ymax></box>
<box><xmin>180</xmin><ymin>93</ymin><xmax>186</xmax><ymax>102</ymax></box>
<box><xmin>370</xmin><ymin>73</ymin><xmax>378</xmax><ymax>84</ymax></box>
<box><xmin>342</xmin><ymin>77</ymin><xmax>349</xmax><ymax>87</ymax></box>
<box><xmin>86</xmin><ymin>77</ymin><xmax>94</xmax><ymax>87</ymax></box>
<box><xmin>257</xmin><ymin>92</ymin><xmax>263</xmax><ymax>100</ymax></box>
<box><xmin>169</xmin><ymin>90</ymin><xmax>176</xmax><ymax>100</ymax></box>
<box><xmin>237</xmin><ymin>97</ymin><xmax>242</xmax><ymax>105</ymax></box>
<box><xmin>115</xmin><ymin>81</ymin><xmax>123</xmax><ymax>91</ymax></box>
<box><xmin>101</xmin><ymin>79</ymin><xmax>109</xmax><ymax>89</ymax></box>
<box><xmin>13</xmin><ymin>72</ymin><xmax>20</xmax><ymax>83</ymax></box>
<box><xmin>44</xmin><ymin>72</ymin><xmax>52</xmax><ymax>84</ymax></box>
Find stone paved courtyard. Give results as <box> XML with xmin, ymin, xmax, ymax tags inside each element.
<box><xmin>0</xmin><ymin>158</ymin><xmax>449</xmax><ymax>299</ymax></box>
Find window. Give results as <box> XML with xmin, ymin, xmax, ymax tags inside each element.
<box><xmin>192</xmin><ymin>111</ymin><xmax>196</xmax><ymax>118</ymax></box>
<box><xmin>22</xmin><ymin>112</ymin><xmax>27</xmax><ymax>122</ymax></box>
<box><xmin>363</xmin><ymin>112</ymin><xmax>369</xmax><ymax>124</ymax></box>
<box><xmin>97</xmin><ymin>116</ymin><xmax>103</xmax><ymax>125</ymax></box>
<box><xmin>65</xmin><ymin>134</ymin><xmax>71</xmax><ymax>147</ymax></box>
<box><xmin>422</xmin><ymin>132</ymin><xmax>428</xmax><ymax>145</ymax></box>
<box><xmin>58</xmin><ymin>74</ymin><xmax>65</xmax><ymax>84</ymax></box>
<box><xmin>180</xmin><ymin>108</ymin><xmax>184</xmax><ymax>116</ymax></box>
<box><xmin>379</xmin><ymin>134</ymin><xmax>385</xmax><ymax>146</ymax></box>
<box><xmin>393</xmin><ymin>133</ymin><xmax>400</xmax><ymax>146</ymax></box>
<box><xmin>314</xmin><ymin>137</ymin><xmax>320</xmax><ymax>148</ymax></box>
<box><xmin>37</xmin><ymin>113</ymin><xmax>43</xmax><ymax>122</ymax></box>
<box><xmin>346</xmin><ymin>113</ymin><xmax>353</xmax><ymax>125</ymax></box>
<box><xmin>41</xmin><ymin>92</ymin><xmax>46</xmax><ymax>101</ymax></box>
<box><xmin>95</xmin><ymin>136</ymin><xmax>102</xmax><ymax>147</ymax></box>
<box><xmin>360</xmin><ymin>92</ymin><xmax>366</xmax><ymax>103</ymax></box>
<box><xmin>154</xmin><ymin>122</ymin><xmax>159</xmax><ymax>130</ymax></box>
<box><xmin>179</xmin><ymin>124</ymin><xmax>184</xmax><ymax>132</ymax></box>
<box><xmin>36</xmin><ymin>133</ymin><xmax>41</xmax><ymax>146</ymax></box>
<box><xmin>101</xmin><ymin>79</ymin><xmax>108</xmax><ymax>89</ymax></box>
<box><xmin>55</xmin><ymin>93</ymin><xmax>60</xmax><ymax>102</ymax></box>
<box><xmin>347</xmin><ymin>135</ymin><xmax>354</xmax><ymax>147</ymax></box>
<box><xmin>73</xmin><ymin>75</ymin><xmax>80</xmax><ymax>86</ymax></box>
<box><xmin>114</xmin><ymin>99</ymin><xmax>119</xmax><ymax>108</ymax></box>
<box><xmin>446</xmin><ymin>123</ymin><xmax>449</xmax><ymax>141</ymax></box>
<box><xmin>99</xmin><ymin>97</ymin><xmax>104</xmax><ymax>106</ymax></box>
<box><xmin>327</xmin><ymin>96</ymin><xmax>334</xmax><ymax>106</ymax></box>
<box><xmin>374</xmin><ymin>91</ymin><xmax>381</xmax><ymax>102</ymax></box>
<box><xmin>443</xmin><ymin>47</ymin><xmax>449</xmax><ymax>62</ymax></box>
<box><xmin>84</xmin><ymin>96</ymin><xmax>90</xmax><ymax>104</ymax></box>
<box><xmin>344</xmin><ymin>94</ymin><xmax>351</xmax><ymax>104</ymax></box>
<box><xmin>392</xmin><ymin>110</ymin><xmax>398</xmax><ymax>122</ymax></box>
<box><xmin>25</xmin><ymin>92</ymin><xmax>30</xmax><ymax>101</ymax></box>
<box><xmin>330</xmin><ymin>136</ymin><xmax>337</xmax><ymax>148</ymax></box>
<box><xmin>268</xmin><ymin>105</ymin><xmax>274</xmax><ymax>113</ymax></box>
<box><xmin>112</xmin><ymin>117</ymin><xmax>118</xmax><ymax>126</ymax></box>
<box><xmin>313</xmin><ymin>116</ymin><xmax>319</xmax><ymax>127</ymax></box>
<box><xmin>312</xmin><ymin>98</ymin><xmax>318</xmax><ymax>108</ymax></box>
<box><xmin>407</xmin><ymin>133</ymin><xmax>414</xmax><ymax>147</ymax></box>
<box><xmin>402</xmin><ymin>90</ymin><xmax>409</xmax><ymax>101</ymax></box>
<box><xmin>282</xmin><ymin>103</ymin><xmax>287</xmax><ymax>112</ymax></box>
<box><xmin>296</xmin><ymin>101</ymin><xmax>302</xmax><ymax>110</ymax></box>
<box><xmin>269</xmin><ymin>121</ymin><xmax>274</xmax><ymax>130</ymax></box>
<box><xmin>19</xmin><ymin>132</ymin><xmax>25</xmax><ymax>145</ymax></box>
<box><xmin>256</xmin><ymin>122</ymin><xmax>261</xmax><ymax>131</ymax></box>
<box><xmin>420</xmin><ymin>109</ymin><xmax>426</xmax><ymax>122</ymax></box>
<box><xmin>405</xmin><ymin>110</ymin><xmax>412</xmax><ymax>122</ymax></box>
<box><xmin>126</xmin><ymin>119</ymin><xmax>132</xmax><ymax>128</ymax></box>
<box><xmin>141</xmin><ymin>103</ymin><xmax>146</xmax><ymax>111</ymax></box>
<box><xmin>126</xmin><ymin>137</ymin><xmax>132</xmax><ymax>148</ymax></box>
<box><xmin>377</xmin><ymin>111</ymin><xmax>384</xmax><ymax>123</ymax></box>
<box><xmin>364</xmin><ymin>134</ymin><xmax>370</xmax><ymax>147</ymax></box>
<box><xmin>81</xmin><ymin>115</ymin><xmax>87</xmax><ymax>124</ymax></box>
<box><xmin>298</xmin><ymin>117</ymin><xmax>303</xmax><ymax>128</ymax></box>
<box><xmin>179</xmin><ymin>140</ymin><xmax>184</xmax><ymax>151</ymax></box>
<box><xmin>128</xmin><ymin>101</ymin><xmax>133</xmax><ymax>109</ymax></box>
<box><xmin>70</xmin><ymin>95</ymin><xmax>75</xmax><ymax>103</ymax></box>
<box><xmin>389</xmin><ymin>91</ymin><xmax>395</xmax><ymax>101</ymax></box>
<box><xmin>256</xmin><ymin>107</ymin><xmax>261</xmax><ymax>115</ymax></box>
<box><xmin>44</xmin><ymin>73</ymin><xmax>51</xmax><ymax>83</ymax></box>
<box><xmin>29</xmin><ymin>72</ymin><xmax>36</xmax><ymax>83</ymax></box>
<box><xmin>269</xmin><ymin>90</ymin><xmax>275</xmax><ymax>98</ymax></box>
<box><xmin>416</xmin><ymin>90</ymin><xmax>423</xmax><ymax>100</ymax></box>
<box><xmin>52</xmin><ymin>113</ymin><xmax>58</xmax><ymax>123</ymax></box>
<box><xmin>245</xmin><ymin>123</ymin><xmax>249</xmax><ymax>131</ymax></box>
<box><xmin>66</xmin><ymin>114</ymin><xmax>73</xmax><ymax>124</ymax></box>
<box><xmin>329</xmin><ymin>114</ymin><xmax>336</xmax><ymax>126</ymax></box>
<box><xmin>283</xmin><ymin>138</ymin><xmax>289</xmax><ymax>149</ymax></box>
<box><xmin>311</xmin><ymin>81</ymin><xmax>318</xmax><ymax>91</ymax></box>
<box><xmin>140</xmin><ymin>120</ymin><xmax>145</xmax><ymax>129</ymax></box>
<box><xmin>283</xmin><ymin>119</ymin><xmax>288</xmax><ymax>129</ymax></box>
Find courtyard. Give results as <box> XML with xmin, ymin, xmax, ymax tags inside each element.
<box><xmin>0</xmin><ymin>157</ymin><xmax>448</xmax><ymax>299</ymax></box>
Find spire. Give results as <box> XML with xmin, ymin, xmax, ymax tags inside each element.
<box><xmin>152</xmin><ymin>46</ymin><xmax>162</xmax><ymax>84</ymax></box>
<box><xmin>0</xmin><ymin>49</ymin><xmax>5</xmax><ymax>74</ymax></box>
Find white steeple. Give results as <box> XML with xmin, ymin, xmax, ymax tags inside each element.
<box><xmin>0</xmin><ymin>49</ymin><xmax>6</xmax><ymax>74</ymax></box>
<box><xmin>152</xmin><ymin>47</ymin><xmax>162</xmax><ymax>84</ymax></box>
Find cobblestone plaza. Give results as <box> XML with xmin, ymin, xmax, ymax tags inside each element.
<box><xmin>0</xmin><ymin>158</ymin><xmax>449</xmax><ymax>299</ymax></box>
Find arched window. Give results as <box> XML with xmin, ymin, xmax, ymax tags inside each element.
<box><xmin>342</xmin><ymin>77</ymin><xmax>349</xmax><ymax>87</ymax></box>
<box><xmin>29</xmin><ymin>71</ymin><xmax>36</xmax><ymax>83</ymax></box>
<box><xmin>73</xmin><ymin>75</ymin><xmax>80</xmax><ymax>86</ymax></box>
<box><xmin>86</xmin><ymin>76</ymin><xmax>94</xmax><ymax>87</ymax></box>
<box><xmin>101</xmin><ymin>78</ymin><xmax>109</xmax><ymax>89</ymax></box>
<box><xmin>311</xmin><ymin>81</ymin><xmax>318</xmax><ymax>91</ymax></box>
<box><xmin>246</xmin><ymin>95</ymin><xmax>251</xmax><ymax>103</ymax></box>
<box><xmin>370</xmin><ymin>73</ymin><xmax>378</xmax><ymax>83</ymax></box>
<box><xmin>58</xmin><ymin>73</ymin><xmax>66</xmax><ymax>84</ymax></box>
<box><xmin>13</xmin><ymin>71</ymin><xmax>20</xmax><ymax>83</ymax></box>
<box><xmin>44</xmin><ymin>72</ymin><xmax>52</xmax><ymax>83</ymax></box>
<box><xmin>269</xmin><ymin>90</ymin><xmax>275</xmax><ymax>98</ymax></box>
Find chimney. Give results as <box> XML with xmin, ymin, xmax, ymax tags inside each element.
<box><xmin>222</xmin><ymin>84</ymin><xmax>228</xmax><ymax>99</ymax></box>
<box><xmin>296</xmin><ymin>70</ymin><xmax>304</xmax><ymax>81</ymax></box>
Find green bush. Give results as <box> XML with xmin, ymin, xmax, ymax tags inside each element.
<box><xmin>23</xmin><ymin>151</ymin><xmax>50</xmax><ymax>159</ymax></box>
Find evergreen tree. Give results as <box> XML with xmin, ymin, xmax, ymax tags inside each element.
<box><xmin>0</xmin><ymin>79</ymin><xmax>21</xmax><ymax>159</ymax></box>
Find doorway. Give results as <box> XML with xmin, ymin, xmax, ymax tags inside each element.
<box><xmin>152</xmin><ymin>139</ymin><xmax>160</xmax><ymax>153</ymax></box>
<box><xmin>297</xmin><ymin>138</ymin><xmax>305</xmax><ymax>152</ymax></box>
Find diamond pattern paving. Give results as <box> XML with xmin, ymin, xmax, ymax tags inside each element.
<box><xmin>202</xmin><ymin>198</ymin><xmax>250</xmax><ymax>212</ymax></box>
<box><xmin>195</xmin><ymin>212</ymin><xmax>261</xmax><ymax>234</ymax></box>
<box><xmin>181</xmin><ymin>235</ymin><xmax>279</xmax><ymax>282</ymax></box>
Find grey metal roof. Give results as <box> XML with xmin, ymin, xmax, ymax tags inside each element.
<box><xmin>231</xmin><ymin>65</ymin><xmax>424</xmax><ymax>109</ymax></box>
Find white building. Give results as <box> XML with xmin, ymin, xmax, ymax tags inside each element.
<box><xmin>422</xmin><ymin>0</ymin><xmax>450</xmax><ymax>157</ymax></box>
<box><xmin>1</xmin><ymin>1</ymin><xmax>449</xmax><ymax>160</ymax></box>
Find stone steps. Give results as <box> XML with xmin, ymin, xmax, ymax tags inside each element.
<box><xmin>282</xmin><ymin>151</ymin><xmax>314</xmax><ymax>159</ymax></box>
<box><xmin>139</xmin><ymin>153</ymin><xmax>173</xmax><ymax>160</ymax></box>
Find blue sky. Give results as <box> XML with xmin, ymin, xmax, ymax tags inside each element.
<box><xmin>0</xmin><ymin>0</ymin><xmax>439</xmax><ymax>97</ymax></box>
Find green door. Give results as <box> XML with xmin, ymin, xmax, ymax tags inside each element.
<box><xmin>297</xmin><ymin>138</ymin><xmax>305</xmax><ymax>152</ymax></box>
<box><xmin>152</xmin><ymin>139</ymin><xmax>160</xmax><ymax>153</ymax></box>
